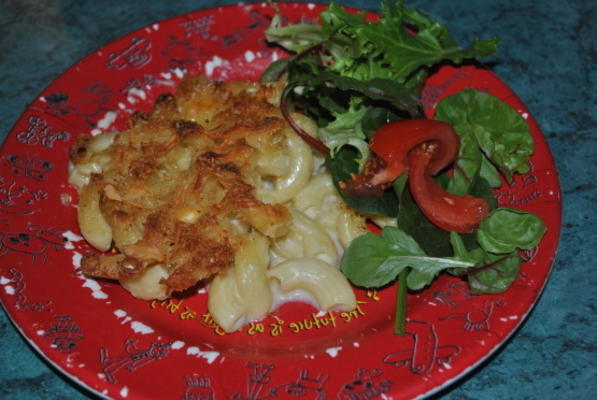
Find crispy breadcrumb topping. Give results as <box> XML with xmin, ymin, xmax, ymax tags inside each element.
<box><xmin>72</xmin><ymin>77</ymin><xmax>292</xmax><ymax>294</ymax></box>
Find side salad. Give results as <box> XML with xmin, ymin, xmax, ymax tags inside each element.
<box><xmin>261</xmin><ymin>0</ymin><xmax>546</xmax><ymax>335</ymax></box>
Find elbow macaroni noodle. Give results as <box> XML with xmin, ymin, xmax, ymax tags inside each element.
<box><xmin>71</xmin><ymin>79</ymin><xmax>369</xmax><ymax>333</ymax></box>
<box><xmin>253</xmin><ymin>124</ymin><xmax>314</xmax><ymax>204</ymax></box>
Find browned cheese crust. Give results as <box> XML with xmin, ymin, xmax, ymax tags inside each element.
<box><xmin>71</xmin><ymin>77</ymin><xmax>291</xmax><ymax>293</ymax></box>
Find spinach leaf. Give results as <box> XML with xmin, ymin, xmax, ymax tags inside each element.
<box><xmin>325</xmin><ymin>147</ymin><xmax>399</xmax><ymax>217</ymax></box>
<box><xmin>435</xmin><ymin>89</ymin><xmax>534</xmax><ymax>183</ymax></box>
<box><xmin>476</xmin><ymin>207</ymin><xmax>547</xmax><ymax>254</ymax></box>
<box><xmin>449</xmin><ymin>232</ymin><xmax>520</xmax><ymax>294</ymax></box>
<box><xmin>468</xmin><ymin>174</ymin><xmax>498</xmax><ymax>210</ymax></box>
<box><xmin>341</xmin><ymin>226</ymin><xmax>474</xmax><ymax>289</ymax></box>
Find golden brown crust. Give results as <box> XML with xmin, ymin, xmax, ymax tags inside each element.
<box><xmin>70</xmin><ymin>134</ymin><xmax>93</xmax><ymax>165</ymax></box>
<box><xmin>80</xmin><ymin>253</ymin><xmax>141</xmax><ymax>280</ymax></box>
<box><xmin>71</xmin><ymin>77</ymin><xmax>291</xmax><ymax>294</ymax></box>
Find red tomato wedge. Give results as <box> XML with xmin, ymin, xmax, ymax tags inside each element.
<box><xmin>344</xmin><ymin>119</ymin><xmax>489</xmax><ymax>233</ymax></box>
<box><xmin>407</xmin><ymin>144</ymin><xmax>489</xmax><ymax>233</ymax></box>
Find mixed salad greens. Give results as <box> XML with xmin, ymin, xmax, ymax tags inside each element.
<box><xmin>260</xmin><ymin>0</ymin><xmax>546</xmax><ymax>335</ymax></box>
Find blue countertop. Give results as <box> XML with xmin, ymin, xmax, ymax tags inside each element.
<box><xmin>0</xmin><ymin>0</ymin><xmax>595</xmax><ymax>399</ymax></box>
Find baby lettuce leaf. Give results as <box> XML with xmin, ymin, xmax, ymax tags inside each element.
<box><xmin>435</xmin><ymin>89</ymin><xmax>534</xmax><ymax>183</ymax></box>
<box><xmin>341</xmin><ymin>226</ymin><xmax>474</xmax><ymax>289</ymax></box>
<box><xmin>260</xmin><ymin>56</ymin><xmax>295</xmax><ymax>83</ymax></box>
<box><xmin>476</xmin><ymin>207</ymin><xmax>547</xmax><ymax>254</ymax></box>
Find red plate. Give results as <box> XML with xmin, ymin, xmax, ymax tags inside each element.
<box><xmin>0</xmin><ymin>3</ymin><xmax>561</xmax><ymax>399</ymax></box>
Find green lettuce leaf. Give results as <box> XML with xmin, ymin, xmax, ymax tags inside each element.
<box><xmin>341</xmin><ymin>226</ymin><xmax>474</xmax><ymax>289</ymax></box>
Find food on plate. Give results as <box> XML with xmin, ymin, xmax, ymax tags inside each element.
<box><xmin>70</xmin><ymin>77</ymin><xmax>364</xmax><ymax>332</ymax></box>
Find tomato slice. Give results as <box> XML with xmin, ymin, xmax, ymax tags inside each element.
<box><xmin>408</xmin><ymin>144</ymin><xmax>489</xmax><ymax>233</ymax></box>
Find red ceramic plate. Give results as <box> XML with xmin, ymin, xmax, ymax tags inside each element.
<box><xmin>0</xmin><ymin>3</ymin><xmax>561</xmax><ymax>399</ymax></box>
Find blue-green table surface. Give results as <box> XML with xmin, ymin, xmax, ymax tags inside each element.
<box><xmin>0</xmin><ymin>0</ymin><xmax>595</xmax><ymax>399</ymax></box>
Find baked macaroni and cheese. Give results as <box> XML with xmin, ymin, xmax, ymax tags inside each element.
<box><xmin>69</xmin><ymin>76</ymin><xmax>366</xmax><ymax>332</ymax></box>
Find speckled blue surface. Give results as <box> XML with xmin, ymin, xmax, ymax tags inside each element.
<box><xmin>0</xmin><ymin>0</ymin><xmax>595</xmax><ymax>399</ymax></box>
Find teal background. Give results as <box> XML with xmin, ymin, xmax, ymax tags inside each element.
<box><xmin>0</xmin><ymin>0</ymin><xmax>595</xmax><ymax>399</ymax></box>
